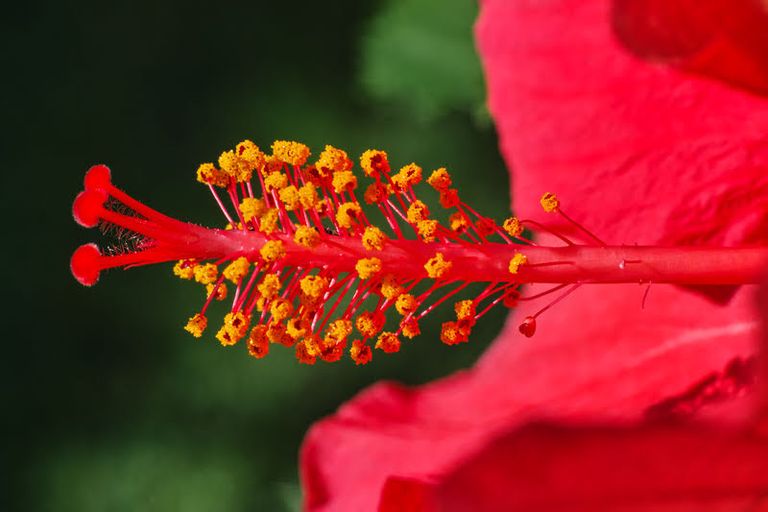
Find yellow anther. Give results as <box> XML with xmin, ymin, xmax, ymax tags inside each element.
<box><xmin>355</xmin><ymin>257</ymin><xmax>382</xmax><ymax>280</ymax></box>
<box><xmin>439</xmin><ymin>189</ymin><xmax>460</xmax><ymax>209</ymax></box>
<box><xmin>392</xmin><ymin>163</ymin><xmax>422</xmax><ymax>191</ymax></box>
<box><xmin>218</xmin><ymin>150</ymin><xmax>240</xmax><ymax>178</ymax></box>
<box><xmin>196</xmin><ymin>163</ymin><xmax>229</xmax><ymax>188</ymax></box>
<box><xmin>454</xmin><ymin>300</ymin><xmax>476</xmax><ymax>321</ymax></box>
<box><xmin>270</xmin><ymin>298</ymin><xmax>293</xmax><ymax>322</ymax></box>
<box><xmin>326</xmin><ymin>318</ymin><xmax>353</xmax><ymax>343</ymax></box>
<box><xmin>425</xmin><ymin>252</ymin><xmax>452</xmax><ymax>279</ymax></box>
<box><xmin>298</xmin><ymin>183</ymin><xmax>319</xmax><ymax>209</ymax></box>
<box><xmin>540</xmin><ymin>192</ymin><xmax>560</xmax><ymax>213</ymax></box>
<box><xmin>259</xmin><ymin>240</ymin><xmax>285</xmax><ymax>263</ymax></box>
<box><xmin>395</xmin><ymin>293</ymin><xmax>418</xmax><ymax>316</ymax></box>
<box><xmin>279</xmin><ymin>185</ymin><xmax>301</xmax><ymax>211</ymax></box>
<box><xmin>300</xmin><ymin>275</ymin><xmax>330</xmax><ymax>300</ymax></box>
<box><xmin>257</xmin><ymin>273</ymin><xmax>281</xmax><ymax>299</ymax></box>
<box><xmin>331</xmin><ymin>170</ymin><xmax>358</xmax><ymax>193</ymax></box>
<box><xmin>239</xmin><ymin>197</ymin><xmax>266</xmax><ymax>223</ymax></box>
<box><xmin>286</xmin><ymin>317</ymin><xmax>309</xmax><ymax>340</ymax></box>
<box><xmin>400</xmin><ymin>318</ymin><xmax>421</xmax><ymax>339</ymax></box>
<box><xmin>449</xmin><ymin>211</ymin><xmax>469</xmax><ymax>233</ymax></box>
<box><xmin>272</xmin><ymin>140</ymin><xmax>311</xmax><ymax>167</ymax></box>
<box><xmin>173</xmin><ymin>259</ymin><xmax>196</xmax><ymax>280</ymax></box>
<box><xmin>216</xmin><ymin>311</ymin><xmax>251</xmax><ymax>346</ymax></box>
<box><xmin>380</xmin><ymin>274</ymin><xmax>403</xmax><ymax>300</ymax></box>
<box><xmin>236</xmin><ymin>140</ymin><xmax>266</xmax><ymax>173</ymax></box>
<box><xmin>261</xmin><ymin>154</ymin><xmax>284</xmax><ymax>176</ymax></box>
<box><xmin>259</xmin><ymin>208</ymin><xmax>279</xmax><ymax>235</ymax></box>
<box><xmin>225</xmin><ymin>222</ymin><xmax>243</xmax><ymax>231</ymax></box>
<box><xmin>360</xmin><ymin>149</ymin><xmax>390</xmax><ymax>178</ymax></box>
<box><xmin>508</xmin><ymin>252</ymin><xmax>528</xmax><ymax>274</ymax></box>
<box><xmin>417</xmin><ymin>219</ymin><xmax>439</xmax><ymax>242</ymax></box>
<box><xmin>264</xmin><ymin>172</ymin><xmax>288</xmax><ymax>192</ymax></box>
<box><xmin>503</xmin><ymin>217</ymin><xmax>523</xmax><ymax>237</ymax></box>
<box><xmin>350</xmin><ymin>339</ymin><xmax>373</xmax><ymax>365</ymax></box>
<box><xmin>406</xmin><ymin>200</ymin><xmax>430</xmax><ymax>223</ymax></box>
<box><xmin>440</xmin><ymin>321</ymin><xmax>468</xmax><ymax>345</ymax></box>
<box><xmin>296</xmin><ymin>339</ymin><xmax>318</xmax><ymax>365</ymax></box>
<box><xmin>336</xmin><ymin>202</ymin><xmax>362</xmax><ymax>229</ymax></box>
<box><xmin>375</xmin><ymin>331</ymin><xmax>401</xmax><ymax>353</ymax></box>
<box><xmin>316</xmin><ymin>145</ymin><xmax>353</xmax><ymax>173</ymax></box>
<box><xmin>362</xmin><ymin>226</ymin><xmax>387</xmax><ymax>251</ymax></box>
<box><xmin>294</xmin><ymin>225</ymin><xmax>321</xmax><ymax>248</ymax></box>
<box><xmin>247</xmin><ymin>325</ymin><xmax>269</xmax><ymax>359</ymax></box>
<box><xmin>184</xmin><ymin>313</ymin><xmax>208</xmax><ymax>338</ymax></box>
<box><xmin>363</xmin><ymin>182</ymin><xmax>389</xmax><ymax>205</ymax></box>
<box><xmin>223</xmin><ymin>256</ymin><xmax>250</xmax><ymax>284</ymax></box>
<box><xmin>206</xmin><ymin>283</ymin><xmax>228</xmax><ymax>301</ymax></box>
<box><xmin>427</xmin><ymin>167</ymin><xmax>452</xmax><ymax>191</ymax></box>
<box><xmin>193</xmin><ymin>263</ymin><xmax>218</xmax><ymax>285</ymax></box>
<box><xmin>356</xmin><ymin>311</ymin><xmax>384</xmax><ymax>338</ymax></box>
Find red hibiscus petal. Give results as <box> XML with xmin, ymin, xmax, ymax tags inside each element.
<box><xmin>301</xmin><ymin>285</ymin><xmax>760</xmax><ymax>511</ymax></box>
<box><xmin>477</xmin><ymin>0</ymin><xmax>768</xmax><ymax>247</ymax></box>
<box><xmin>380</xmin><ymin>422</ymin><xmax>768</xmax><ymax>512</ymax></box>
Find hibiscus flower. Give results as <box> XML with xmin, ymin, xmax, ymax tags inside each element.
<box><xmin>299</xmin><ymin>1</ymin><xmax>768</xmax><ymax>510</ymax></box>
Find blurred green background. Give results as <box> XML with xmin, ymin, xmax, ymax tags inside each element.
<box><xmin>3</xmin><ymin>0</ymin><xmax>510</xmax><ymax>510</ymax></box>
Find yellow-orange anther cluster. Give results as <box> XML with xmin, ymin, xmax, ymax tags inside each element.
<box><xmin>272</xmin><ymin>140</ymin><xmax>311</xmax><ymax>166</ymax></box>
<box><xmin>540</xmin><ymin>192</ymin><xmax>560</xmax><ymax>213</ymax></box>
<box><xmin>184</xmin><ymin>313</ymin><xmax>208</xmax><ymax>338</ymax></box>
<box><xmin>503</xmin><ymin>217</ymin><xmax>523</xmax><ymax>237</ymax></box>
<box><xmin>425</xmin><ymin>252</ymin><xmax>452</xmax><ymax>279</ymax></box>
<box><xmin>362</xmin><ymin>226</ymin><xmax>387</xmax><ymax>251</ymax></box>
<box><xmin>355</xmin><ymin>257</ymin><xmax>382</xmax><ymax>280</ymax></box>
<box><xmin>508</xmin><ymin>252</ymin><xmax>528</xmax><ymax>274</ymax></box>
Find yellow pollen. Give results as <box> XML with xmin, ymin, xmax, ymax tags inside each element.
<box><xmin>331</xmin><ymin>170</ymin><xmax>358</xmax><ymax>193</ymax></box>
<box><xmin>395</xmin><ymin>293</ymin><xmax>418</xmax><ymax>316</ymax></box>
<box><xmin>508</xmin><ymin>252</ymin><xmax>528</xmax><ymax>274</ymax></box>
<box><xmin>350</xmin><ymin>339</ymin><xmax>373</xmax><ymax>365</ymax></box>
<box><xmin>184</xmin><ymin>313</ymin><xmax>208</xmax><ymax>338</ymax></box>
<box><xmin>247</xmin><ymin>325</ymin><xmax>270</xmax><ymax>359</ymax></box>
<box><xmin>218</xmin><ymin>150</ymin><xmax>240</xmax><ymax>179</ymax></box>
<box><xmin>326</xmin><ymin>319</ymin><xmax>353</xmax><ymax>343</ymax></box>
<box><xmin>279</xmin><ymin>185</ymin><xmax>301</xmax><ymax>211</ymax></box>
<box><xmin>406</xmin><ymin>200</ymin><xmax>430</xmax><ymax>223</ymax></box>
<box><xmin>298</xmin><ymin>183</ymin><xmax>319</xmax><ymax>209</ymax></box>
<box><xmin>300</xmin><ymin>275</ymin><xmax>329</xmax><ymax>300</ymax></box>
<box><xmin>272</xmin><ymin>140</ymin><xmax>311</xmax><ymax>167</ymax></box>
<box><xmin>264</xmin><ymin>172</ymin><xmax>288</xmax><ymax>192</ymax></box>
<box><xmin>355</xmin><ymin>257</ymin><xmax>382</xmax><ymax>280</ymax></box>
<box><xmin>380</xmin><ymin>274</ymin><xmax>403</xmax><ymax>300</ymax></box>
<box><xmin>316</xmin><ymin>145</ymin><xmax>353</xmax><ymax>173</ymax></box>
<box><xmin>236</xmin><ymin>140</ymin><xmax>266</xmax><ymax>173</ymax></box>
<box><xmin>193</xmin><ymin>263</ymin><xmax>218</xmax><ymax>285</ymax></box>
<box><xmin>173</xmin><ymin>259</ymin><xmax>196</xmax><ymax>280</ymax></box>
<box><xmin>503</xmin><ymin>217</ymin><xmax>523</xmax><ymax>237</ymax></box>
<box><xmin>392</xmin><ymin>163</ymin><xmax>422</xmax><ymax>191</ymax></box>
<box><xmin>270</xmin><ymin>298</ymin><xmax>293</xmax><ymax>322</ymax></box>
<box><xmin>223</xmin><ymin>256</ymin><xmax>250</xmax><ymax>283</ymax></box>
<box><xmin>363</xmin><ymin>182</ymin><xmax>390</xmax><ymax>204</ymax></box>
<box><xmin>375</xmin><ymin>332</ymin><xmax>401</xmax><ymax>353</ymax></box>
<box><xmin>360</xmin><ymin>149</ymin><xmax>390</xmax><ymax>177</ymax></box>
<box><xmin>362</xmin><ymin>226</ymin><xmax>387</xmax><ymax>251</ymax></box>
<box><xmin>206</xmin><ymin>283</ymin><xmax>228</xmax><ymax>301</ymax></box>
<box><xmin>216</xmin><ymin>311</ymin><xmax>251</xmax><ymax>346</ymax></box>
<box><xmin>286</xmin><ymin>317</ymin><xmax>309</xmax><ymax>340</ymax></box>
<box><xmin>336</xmin><ymin>202</ymin><xmax>362</xmax><ymax>229</ymax></box>
<box><xmin>440</xmin><ymin>321</ymin><xmax>468</xmax><ymax>345</ymax></box>
<box><xmin>540</xmin><ymin>192</ymin><xmax>560</xmax><ymax>213</ymax></box>
<box><xmin>400</xmin><ymin>318</ymin><xmax>421</xmax><ymax>339</ymax></box>
<box><xmin>439</xmin><ymin>189</ymin><xmax>460</xmax><ymax>209</ymax></box>
<box><xmin>239</xmin><ymin>197</ymin><xmax>266</xmax><ymax>223</ymax></box>
<box><xmin>196</xmin><ymin>163</ymin><xmax>229</xmax><ymax>188</ymax></box>
<box><xmin>454</xmin><ymin>300</ymin><xmax>476</xmax><ymax>321</ymax></box>
<box><xmin>427</xmin><ymin>167</ymin><xmax>452</xmax><ymax>191</ymax></box>
<box><xmin>425</xmin><ymin>252</ymin><xmax>452</xmax><ymax>279</ymax></box>
<box><xmin>259</xmin><ymin>208</ymin><xmax>279</xmax><ymax>235</ymax></box>
<box><xmin>294</xmin><ymin>225</ymin><xmax>321</xmax><ymax>248</ymax></box>
<box><xmin>260</xmin><ymin>240</ymin><xmax>286</xmax><ymax>263</ymax></box>
<box><xmin>296</xmin><ymin>339</ymin><xmax>318</xmax><ymax>365</ymax></box>
<box><xmin>417</xmin><ymin>219</ymin><xmax>439</xmax><ymax>242</ymax></box>
<box><xmin>257</xmin><ymin>273</ymin><xmax>281</xmax><ymax>299</ymax></box>
<box><xmin>449</xmin><ymin>211</ymin><xmax>469</xmax><ymax>232</ymax></box>
<box><xmin>356</xmin><ymin>311</ymin><xmax>384</xmax><ymax>338</ymax></box>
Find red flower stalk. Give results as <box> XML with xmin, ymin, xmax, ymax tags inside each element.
<box><xmin>72</xmin><ymin>140</ymin><xmax>764</xmax><ymax>364</ymax></box>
